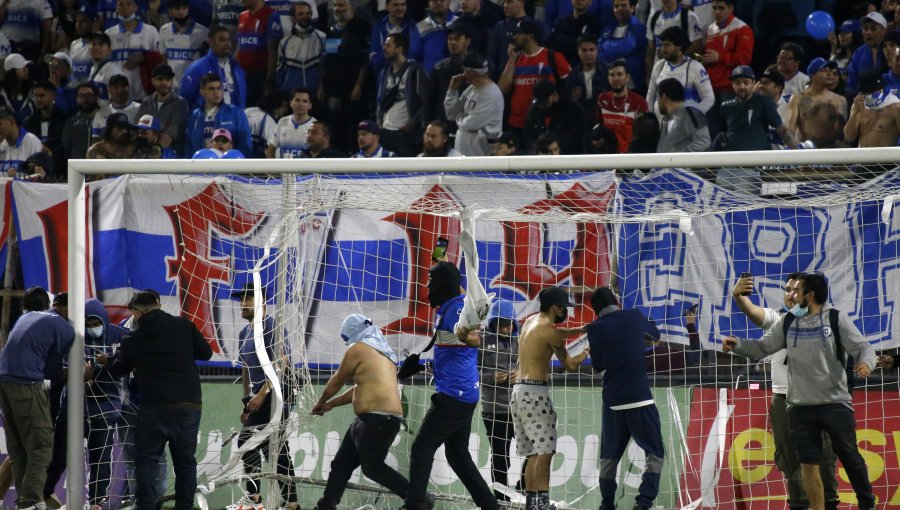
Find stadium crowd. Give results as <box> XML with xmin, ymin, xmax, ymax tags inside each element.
<box><xmin>0</xmin><ymin>0</ymin><xmax>893</xmax><ymax>182</ymax></box>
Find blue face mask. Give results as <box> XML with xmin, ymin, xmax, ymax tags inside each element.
<box><xmin>87</xmin><ymin>325</ymin><xmax>105</xmax><ymax>338</ymax></box>
<box><xmin>789</xmin><ymin>296</ymin><xmax>809</xmax><ymax>318</ymax></box>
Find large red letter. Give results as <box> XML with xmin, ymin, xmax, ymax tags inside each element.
<box><xmin>382</xmin><ymin>184</ymin><xmax>460</xmax><ymax>336</ymax></box>
<box><xmin>164</xmin><ymin>183</ymin><xmax>264</xmax><ymax>352</ymax></box>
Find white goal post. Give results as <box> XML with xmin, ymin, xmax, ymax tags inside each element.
<box><xmin>64</xmin><ymin>147</ymin><xmax>900</xmax><ymax>510</ymax></box>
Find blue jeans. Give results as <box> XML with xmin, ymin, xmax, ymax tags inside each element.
<box><xmin>134</xmin><ymin>404</ymin><xmax>202</xmax><ymax>510</ymax></box>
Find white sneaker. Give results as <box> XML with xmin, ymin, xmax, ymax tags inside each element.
<box><xmin>226</xmin><ymin>495</ymin><xmax>265</xmax><ymax>510</ymax></box>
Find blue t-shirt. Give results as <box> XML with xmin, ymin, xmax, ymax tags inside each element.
<box><xmin>239</xmin><ymin>315</ymin><xmax>289</xmax><ymax>394</ymax></box>
<box><xmin>0</xmin><ymin>310</ymin><xmax>74</xmax><ymax>383</ymax></box>
<box><xmin>432</xmin><ymin>295</ymin><xmax>479</xmax><ymax>404</ymax></box>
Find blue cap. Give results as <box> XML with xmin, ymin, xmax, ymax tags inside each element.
<box><xmin>807</xmin><ymin>57</ymin><xmax>837</xmax><ymax>77</ymax></box>
<box><xmin>840</xmin><ymin>19</ymin><xmax>861</xmax><ymax>33</ymax></box>
<box><xmin>729</xmin><ymin>65</ymin><xmax>755</xmax><ymax>80</ymax></box>
<box><xmin>357</xmin><ymin>120</ymin><xmax>379</xmax><ymax>135</ymax></box>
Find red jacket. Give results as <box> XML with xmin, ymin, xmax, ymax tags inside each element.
<box><xmin>704</xmin><ymin>14</ymin><xmax>754</xmax><ymax>93</ymax></box>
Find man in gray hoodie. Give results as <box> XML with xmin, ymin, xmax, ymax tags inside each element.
<box><xmin>723</xmin><ymin>272</ymin><xmax>876</xmax><ymax>510</ymax></box>
<box><xmin>655</xmin><ymin>77</ymin><xmax>710</xmax><ymax>153</ymax></box>
<box><xmin>444</xmin><ymin>51</ymin><xmax>504</xmax><ymax>156</ymax></box>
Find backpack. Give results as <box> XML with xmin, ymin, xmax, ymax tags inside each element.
<box><xmin>650</xmin><ymin>7</ymin><xmax>690</xmax><ymax>37</ymax></box>
<box><xmin>545</xmin><ymin>48</ymin><xmax>562</xmax><ymax>88</ymax></box>
<box><xmin>781</xmin><ymin>308</ymin><xmax>856</xmax><ymax>393</ymax></box>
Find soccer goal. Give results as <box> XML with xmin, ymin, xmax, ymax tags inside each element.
<box><xmin>63</xmin><ymin>148</ymin><xmax>900</xmax><ymax>510</ymax></box>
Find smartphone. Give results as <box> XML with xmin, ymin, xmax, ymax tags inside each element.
<box><xmin>432</xmin><ymin>237</ymin><xmax>449</xmax><ymax>262</ymax></box>
<box><xmin>740</xmin><ymin>272</ymin><xmax>752</xmax><ymax>296</ymax></box>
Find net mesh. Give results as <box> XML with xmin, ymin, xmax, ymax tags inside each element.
<box><xmin>57</xmin><ymin>157</ymin><xmax>900</xmax><ymax>510</ymax></box>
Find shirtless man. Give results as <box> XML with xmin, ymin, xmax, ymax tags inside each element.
<box><xmin>86</xmin><ymin>112</ymin><xmax>138</xmax><ymax>159</ymax></box>
<box><xmin>311</xmin><ymin>314</ymin><xmax>411</xmax><ymax>510</ymax></box>
<box><xmin>845</xmin><ymin>68</ymin><xmax>900</xmax><ymax>148</ymax></box>
<box><xmin>785</xmin><ymin>58</ymin><xmax>847</xmax><ymax>148</ymax></box>
<box><xmin>512</xmin><ymin>286</ymin><xmax>589</xmax><ymax>510</ymax></box>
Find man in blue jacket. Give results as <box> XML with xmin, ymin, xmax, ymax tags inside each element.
<box><xmin>43</xmin><ymin>298</ymin><xmax>128</xmax><ymax>509</ymax></box>
<box><xmin>404</xmin><ymin>262</ymin><xmax>498</xmax><ymax>510</ymax></box>
<box><xmin>0</xmin><ymin>287</ymin><xmax>74</xmax><ymax>510</ymax></box>
<box><xmin>587</xmin><ymin>287</ymin><xmax>664</xmax><ymax>510</ymax></box>
<box><xmin>599</xmin><ymin>0</ymin><xmax>647</xmax><ymax>93</ymax></box>
<box><xmin>847</xmin><ymin>12</ymin><xmax>888</xmax><ymax>97</ymax></box>
<box><xmin>180</xmin><ymin>25</ymin><xmax>247</xmax><ymax>109</ymax></box>
<box><xmin>185</xmin><ymin>73</ymin><xmax>252</xmax><ymax>157</ymax></box>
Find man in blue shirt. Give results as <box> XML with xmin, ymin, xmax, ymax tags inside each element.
<box><xmin>847</xmin><ymin>12</ymin><xmax>889</xmax><ymax>96</ymax></box>
<box><xmin>404</xmin><ymin>262</ymin><xmax>498</xmax><ymax>510</ymax></box>
<box><xmin>232</xmin><ymin>283</ymin><xmax>298</xmax><ymax>510</ymax></box>
<box><xmin>587</xmin><ymin>287</ymin><xmax>664</xmax><ymax>510</ymax></box>
<box><xmin>0</xmin><ymin>287</ymin><xmax>74</xmax><ymax>510</ymax></box>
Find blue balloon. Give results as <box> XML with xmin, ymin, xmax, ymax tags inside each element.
<box><xmin>222</xmin><ymin>149</ymin><xmax>246</xmax><ymax>159</ymax></box>
<box><xmin>192</xmin><ymin>148</ymin><xmax>221</xmax><ymax>159</ymax></box>
<box><xmin>806</xmin><ymin>10</ymin><xmax>835</xmax><ymax>40</ymax></box>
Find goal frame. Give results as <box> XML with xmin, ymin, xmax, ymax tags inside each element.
<box><xmin>65</xmin><ymin>147</ymin><xmax>900</xmax><ymax>509</ymax></box>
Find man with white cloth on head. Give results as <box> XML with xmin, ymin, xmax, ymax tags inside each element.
<box><xmin>311</xmin><ymin>314</ymin><xmax>413</xmax><ymax>510</ymax></box>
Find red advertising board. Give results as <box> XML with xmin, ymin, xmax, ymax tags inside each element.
<box><xmin>680</xmin><ymin>388</ymin><xmax>900</xmax><ymax>509</ymax></box>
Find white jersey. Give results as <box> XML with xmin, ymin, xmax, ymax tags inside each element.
<box><xmin>683</xmin><ymin>0</ymin><xmax>713</xmax><ymax>31</ymax></box>
<box><xmin>760</xmin><ymin>307</ymin><xmax>787</xmax><ymax>395</ymax></box>
<box><xmin>646</xmin><ymin>57</ymin><xmax>714</xmax><ymax>114</ymax></box>
<box><xmin>92</xmin><ymin>101</ymin><xmax>142</xmax><ymax>138</ymax></box>
<box><xmin>160</xmin><ymin>20</ymin><xmax>209</xmax><ymax>88</ymax></box>
<box><xmin>646</xmin><ymin>5</ymin><xmax>704</xmax><ymax>50</ymax></box>
<box><xmin>106</xmin><ymin>20</ymin><xmax>160</xmax><ymax>100</ymax></box>
<box><xmin>783</xmin><ymin>72</ymin><xmax>810</xmax><ymax>99</ymax></box>
<box><xmin>244</xmin><ymin>106</ymin><xmax>277</xmax><ymax>158</ymax></box>
<box><xmin>90</xmin><ymin>59</ymin><xmax>127</xmax><ymax>106</ymax></box>
<box><xmin>0</xmin><ymin>129</ymin><xmax>43</xmax><ymax>174</ymax></box>
<box><xmin>69</xmin><ymin>37</ymin><xmax>94</xmax><ymax>88</ymax></box>
<box><xmin>269</xmin><ymin>115</ymin><xmax>316</xmax><ymax>157</ymax></box>
<box><xmin>0</xmin><ymin>0</ymin><xmax>53</xmax><ymax>44</ymax></box>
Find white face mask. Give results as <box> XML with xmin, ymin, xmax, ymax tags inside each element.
<box><xmin>87</xmin><ymin>325</ymin><xmax>104</xmax><ymax>338</ymax></box>
<box><xmin>119</xmin><ymin>13</ymin><xmax>137</xmax><ymax>21</ymax></box>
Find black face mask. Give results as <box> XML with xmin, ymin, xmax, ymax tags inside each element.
<box><xmin>427</xmin><ymin>263</ymin><xmax>461</xmax><ymax>307</ymax></box>
<box><xmin>553</xmin><ymin>306</ymin><xmax>566</xmax><ymax>324</ymax></box>
<box><xmin>135</xmin><ymin>136</ymin><xmax>152</xmax><ymax>149</ymax></box>
<box><xmin>173</xmin><ymin>15</ymin><xmax>190</xmax><ymax>24</ymax></box>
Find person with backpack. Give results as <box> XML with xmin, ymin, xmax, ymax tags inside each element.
<box><xmin>731</xmin><ymin>273</ymin><xmax>840</xmax><ymax>510</ymax></box>
<box><xmin>723</xmin><ymin>272</ymin><xmax>876</xmax><ymax>510</ymax></box>
<box><xmin>644</xmin><ymin>0</ymin><xmax>703</xmax><ymax>82</ymax></box>
<box><xmin>645</xmin><ymin>26</ymin><xmax>714</xmax><ymax>115</ymax></box>
<box><xmin>655</xmin><ymin>77</ymin><xmax>709</xmax><ymax>152</ymax></box>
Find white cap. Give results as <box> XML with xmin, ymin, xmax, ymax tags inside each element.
<box><xmin>4</xmin><ymin>53</ymin><xmax>31</xmax><ymax>72</ymax></box>
<box><xmin>862</xmin><ymin>11</ymin><xmax>888</xmax><ymax>28</ymax></box>
<box><xmin>46</xmin><ymin>51</ymin><xmax>73</xmax><ymax>68</ymax></box>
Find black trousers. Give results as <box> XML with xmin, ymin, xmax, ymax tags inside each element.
<box><xmin>482</xmin><ymin>413</ymin><xmax>515</xmax><ymax>499</ymax></box>
<box><xmin>788</xmin><ymin>404</ymin><xmax>875</xmax><ymax>509</ymax></box>
<box><xmin>405</xmin><ymin>393</ymin><xmax>497</xmax><ymax>510</ymax></box>
<box><xmin>316</xmin><ymin>413</ymin><xmax>409</xmax><ymax>509</ymax></box>
<box><xmin>237</xmin><ymin>395</ymin><xmax>297</xmax><ymax>504</ymax></box>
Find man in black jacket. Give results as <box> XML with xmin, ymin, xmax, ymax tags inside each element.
<box><xmin>524</xmin><ymin>79</ymin><xmax>586</xmax><ymax>154</ymax></box>
<box><xmin>102</xmin><ymin>291</ymin><xmax>213</xmax><ymax>510</ymax></box>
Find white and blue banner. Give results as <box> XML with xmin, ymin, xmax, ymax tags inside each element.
<box><xmin>6</xmin><ymin>169</ymin><xmax>900</xmax><ymax>364</ymax></box>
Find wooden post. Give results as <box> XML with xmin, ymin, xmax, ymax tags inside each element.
<box><xmin>0</xmin><ymin>223</ymin><xmax>18</xmax><ymax>349</ymax></box>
